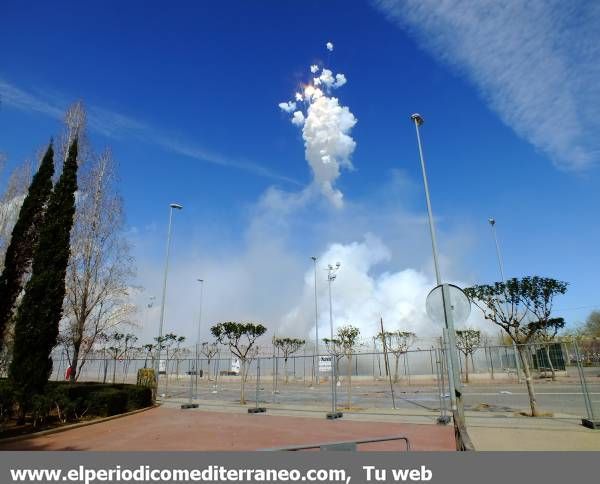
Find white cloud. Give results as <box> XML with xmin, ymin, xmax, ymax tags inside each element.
<box><xmin>310</xmin><ymin>65</ymin><xmax>319</xmax><ymax>74</ymax></box>
<box><xmin>373</xmin><ymin>0</ymin><xmax>600</xmax><ymax>170</ymax></box>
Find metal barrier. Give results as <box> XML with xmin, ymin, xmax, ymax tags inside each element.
<box><xmin>261</xmin><ymin>435</ymin><xmax>411</xmax><ymax>451</ymax></box>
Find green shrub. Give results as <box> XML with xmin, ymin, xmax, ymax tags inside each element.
<box><xmin>0</xmin><ymin>380</ymin><xmax>14</xmax><ymax>423</ymax></box>
<box><xmin>0</xmin><ymin>380</ymin><xmax>153</xmax><ymax>427</ymax></box>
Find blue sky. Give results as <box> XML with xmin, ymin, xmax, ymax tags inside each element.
<box><xmin>1</xmin><ymin>1</ymin><xmax>599</xmax><ymax>342</ymax></box>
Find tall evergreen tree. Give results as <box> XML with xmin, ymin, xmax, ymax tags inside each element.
<box><xmin>0</xmin><ymin>144</ymin><xmax>55</xmax><ymax>346</ymax></box>
<box><xmin>10</xmin><ymin>139</ymin><xmax>79</xmax><ymax>407</ymax></box>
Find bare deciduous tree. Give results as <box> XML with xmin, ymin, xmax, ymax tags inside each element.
<box><xmin>62</xmin><ymin>148</ymin><xmax>136</xmax><ymax>382</ymax></box>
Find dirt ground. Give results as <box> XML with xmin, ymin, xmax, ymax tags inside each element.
<box><xmin>0</xmin><ymin>406</ymin><xmax>456</xmax><ymax>451</ymax></box>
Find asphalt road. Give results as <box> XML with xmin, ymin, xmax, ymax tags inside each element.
<box><xmin>162</xmin><ymin>371</ymin><xmax>600</xmax><ymax>418</ymax></box>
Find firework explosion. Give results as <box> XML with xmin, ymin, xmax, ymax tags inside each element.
<box><xmin>278</xmin><ymin>42</ymin><xmax>357</xmax><ymax>208</ymax></box>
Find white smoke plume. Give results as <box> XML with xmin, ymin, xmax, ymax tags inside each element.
<box><xmin>280</xmin><ymin>234</ymin><xmax>440</xmax><ymax>340</ymax></box>
<box><xmin>280</xmin><ymin>233</ymin><xmax>485</xmax><ymax>342</ymax></box>
<box><xmin>278</xmin><ymin>101</ymin><xmax>296</xmax><ymax>113</ymax></box>
<box><xmin>278</xmin><ymin>44</ymin><xmax>357</xmax><ymax>208</ymax></box>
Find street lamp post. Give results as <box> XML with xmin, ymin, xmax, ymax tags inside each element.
<box><xmin>326</xmin><ymin>262</ymin><xmax>342</xmax><ymax>420</ymax></box>
<box><xmin>488</xmin><ymin>218</ymin><xmax>522</xmax><ymax>382</ymax></box>
<box><xmin>195</xmin><ymin>278</ymin><xmax>204</xmax><ymax>397</ymax></box>
<box><xmin>156</xmin><ymin>203</ymin><xmax>183</xmax><ymax>394</ymax></box>
<box><xmin>410</xmin><ymin>113</ymin><xmax>464</xmax><ymax>426</ymax></box>
<box><xmin>488</xmin><ymin>218</ymin><xmax>506</xmax><ymax>281</ymax></box>
<box><xmin>311</xmin><ymin>256</ymin><xmax>319</xmax><ymax>386</ymax></box>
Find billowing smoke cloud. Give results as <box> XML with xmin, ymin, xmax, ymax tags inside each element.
<box><xmin>281</xmin><ymin>234</ymin><xmax>443</xmax><ymax>341</ymax></box>
<box><xmin>278</xmin><ymin>45</ymin><xmax>357</xmax><ymax>208</ymax></box>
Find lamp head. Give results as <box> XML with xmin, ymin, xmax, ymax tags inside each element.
<box><xmin>488</xmin><ymin>218</ymin><xmax>496</xmax><ymax>226</ymax></box>
<box><xmin>411</xmin><ymin>113</ymin><xmax>424</xmax><ymax>126</ymax></box>
<box><xmin>170</xmin><ymin>203</ymin><xmax>183</xmax><ymax>210</ymax></box>
<box><xmin>335</xmin><ymin>262</ymin><xmax>341</xmax><ymax>268</ymax></box>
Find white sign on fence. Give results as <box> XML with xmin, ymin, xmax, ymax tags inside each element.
<box><xmin>231</xmin><ymin>358</ymin><xmax>240</xmax><ymax>374</ymax></box>
<box><xmin>319</xmin><ymin>355</ymin><xmax>332</xmax><ymax>372</ymax></box>
<box><xmin>159</xmin><ymin>360</ymin><xmax>166</xmax><ymax>374</ymax></box>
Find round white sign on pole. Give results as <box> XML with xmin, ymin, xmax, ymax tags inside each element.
<box><xmin>426</xmin><ymin>284</ymin><xmax>471</xmax><ymax>326</ymax></box>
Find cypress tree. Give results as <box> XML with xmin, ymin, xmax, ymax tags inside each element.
<box><xmin>9</xmin><ymin>139</ymin><xmax>79</xmax><ymax>407</ymax></box>
<box><xmin>0</xmin><ymin>143</ymin><xmax>55</xmax><ymax>346</ymax></box>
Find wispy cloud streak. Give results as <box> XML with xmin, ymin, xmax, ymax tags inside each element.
<box><xmin>0</xmin><ymin>78</ymin><xmax>297</xmax><ymax>183</ymax></box>
<box><xmin>373</xmin><ymin>0</ymin><xmax>600</xmax><ymax>170</ymax></box>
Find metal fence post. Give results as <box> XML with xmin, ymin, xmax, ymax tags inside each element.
<box><xmin>573</xmin><ymin>340</ymin><xmax>598</xmax><ymax>428</ymax></box>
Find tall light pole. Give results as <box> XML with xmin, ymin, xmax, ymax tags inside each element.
<box><xmin>410</xmin><ymin>113</ymin><xmax>463</xmax><ymax>425</ymax></box>
<box><xmin>311</xmin><ymin>256</ymin><xmax>319</xmax><ymax>386</ymax></box>
<box><xmin>195</xmin><ymin>278</ymin><xmax>204</xmax><ymax>397</ymax></box>
<box><xmin>156</xmin><ymin>202</ymin><xmax>183</xmax><ymax>392</ymax></box>
<box><xmin>488</xmin><ymin>218</ymin><xmax>506</xmax><ymax>281</ymax></box>
<box><xmin>488</xmin><ymin>218</ymin><xmax>521</xmax><ymax>381</ymax></box>
<box><xmin>326</xmin><ymin>262</ymin><xmax>342</xmax><ymax>419</ymax></box>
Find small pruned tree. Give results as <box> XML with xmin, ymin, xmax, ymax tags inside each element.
<box><xmin>378</xmin><ymin>330</ymin><xmax>415</xmax><ymax>383</ymax></box>
<box><xmin>272</xmin><ymin>337</ymin><xmax>305</xmax><ymax>383</ymax></box>
<box><xmin>153</xmin><ymin>332</ymin><xmax>184</xmax><ymax>393</ymax></box>
<box><xmin>535</xmin><ymin>317</ymin><xmax>566</xmax><ymax>381</ymax></box>
<box><xmin>106</xmin><ymin>332</ymin><xmax>137</xmax><ymax>383</ymax></box>
<box><xmin>455</xmin><ymin>329</ymin><xmax>481</xmax><ymax>383</ymax></box>
<box><xmin>142</xmin><ymin>343</ymin><xmax>155</xmax><ymax>369</ymax></box>
<box><xmin>210</xmin><ymin>321</ymin><xmax>267</xmax><ymax>404</ymax></box>
<box><xmin>200</xmin><ymin>342</ymin><xmax>219</xmax><ymax>380</ymax></box>
<box><xmin>464</xmin><ymin>276</ymin><xmax>568</xmax><ymax>416</ymax></box>
<box><xmin>329</xmin><ymin>325</ymin><xmax>360</xmax><ymax>410</ymax></box>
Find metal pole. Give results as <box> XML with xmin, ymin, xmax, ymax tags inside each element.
<box><xmin>328</xmin><ymin>272</ymin><xmax>336</xmax><ymax>415</ymax></box>
<box><xmin>412</xmin><ymin>115</ymin><xmax>442</xmax><ymax>285</ymax></box>
<box><xmin>573</xmin><ymin>340</ymin><xmax>595</xmax><ymax>421</ymax></box>
<box><xmin>312</xmin><ymin>256</ymin><xmax>319</xmax><ymax>385</ymax></box>
<box><xmin>195</xmin><ymin>279</ymin><xmax>204</xmax><ymax>397</ymax></box>
<box><xmin>156</xmin><ymin>204</ymin><xmax>182</xmax><ymax>390</ymax></box>
<box><xmin>489</xmin><ymin>219</ymin><xmax>506</xmax><ymax>281</ymax></box>
<box><xmin>380</xmin><ymin>317</ymin><xmax>396</xmax><ymax>410</ymax></box>
<box><xmin>411</xmin><ymin>114</ymin><xmax>463</xmax><ymax>425</ymax></box>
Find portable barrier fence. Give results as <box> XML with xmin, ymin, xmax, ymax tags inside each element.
<box><xmin>44</xmin><ymin>339</ymin><xmax>600</xmax><ymax>427</ymax></box>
